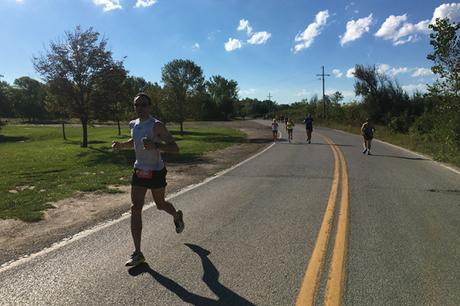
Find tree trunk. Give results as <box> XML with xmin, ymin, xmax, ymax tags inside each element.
<box><xmin>61</xmin><ymin>121</ymin><xmax>66</xmax><ymax>140</ymax></box>
<box><xmin>81</xmin><ymin>116</ymin><xmax>88</xmax><ymax>147</ymax></box>
<box><xmin>117</xmin><ymin>119</ymin><xmax>121</xmax><ymax>136</ymax></box>
<box><xmin>180</xmin><ymin>121</ymin><xmax>184</xmax><ymax>135</ymax></box>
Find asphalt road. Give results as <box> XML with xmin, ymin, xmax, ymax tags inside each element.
<box><xmin>0</xmin><ymin>121</ymin><xmax>459</xmax><ymax>305</ymax></box>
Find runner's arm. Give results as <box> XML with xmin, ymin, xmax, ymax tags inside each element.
<box><xmin>112</xmin><ymin>138</ymin><xmax>133</xmax><ymax>150</ymax></box>
<box><xmin>152</xmin><ymin>122</ymin><xmax>180</xmax><ymax>153</ymax></box>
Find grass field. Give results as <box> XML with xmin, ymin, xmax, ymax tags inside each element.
<box><xmin>0</xmin><ymin>124</ymin><xmax>246</xmax><ymax>222</ymax></box>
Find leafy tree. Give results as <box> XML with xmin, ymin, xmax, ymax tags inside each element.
<box><xmin>125</xmin><ymin>76</ymin><xmax>148</xmax><ymax>99</ymax></box>
<box><xmin>427</xmin><ymin>18</ymin><xmax>460</xmax><ymax>97</ymax></box>
<box><xmin>161</xmin><ymin>59</ymin><xmax>205</xmax><ymax>133</ymax></box>
<box><xmin>33</xmin><ymin>26</ymin><xmax>125</xmax><ymax>147</ymax></box>
<box><xmin>0</xmin><ymin>77</ymin><xmax>14</xmax><ymax>119</ymax></box>
<box><xmin>143</xmin><ymin>82</ymin><xmax>164</xmax><ymax>121</ymax></box>
<box><xmin>92</xmin><ymin>64</ymin><xmax>128</xmax><ymax>135</ymax></box>
<box><xmin>353</xmin><ymin>64</ymin><xmax>409</xmax><ymax>124</ymax></box>
<box><xmin>44</xmin><ymin>85</ymin><xmax>70</xmax><ymax>140</ymax></box>
<box><xmin>206</xmin><ymin>75</ymin><xmax>239</xmax><ymax>119</ymax></box>
<box><xmin>10</xmin><ymin>77</ymin><xmax>48</xmax><ymax>121</ymax></box>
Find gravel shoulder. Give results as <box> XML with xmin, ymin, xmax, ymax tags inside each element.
<box><xmin>0</xmin><ymin>120</ymin><xmax>271</xmax><ymax>265</ymax></box>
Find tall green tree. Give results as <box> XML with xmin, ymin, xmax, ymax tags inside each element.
<box><xmin>92</xmin><ymin>64</ymin><xmax>128</xmax><ymax>135</ymax></box>
<box><xmin>206</xmin><ymin>75</ymin><xmax>239</xmax><ymax>120</ymax></box>
<box><xmin>0</xmin><ymin>77</ymin><xmax>14</xmax><ymax>120</ymax></box>
<box><xmin>33</xmin><ymin>26</ymin><xmax>125</xmax><ymax>147</ymax></box>
<box><xmin>161</xmin><ymin>59</ymin><xmax>205</xmax><ymax>133</ymax></box>
<box><xmin>427</xmin><ymin>18</ymin><xmax>460</xmax><ymax>97</ymax></box>
<box><xmin>10</xmin><ymin>77</ymin><xmax>48</xmax><ymax>121</ymax></box>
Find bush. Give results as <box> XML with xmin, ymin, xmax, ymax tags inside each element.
<box><xmin>388</xmin><ymin>114</ymin><xmax>411</xmax><ymax>133</ymax></box>
<box><xmin>409</xmin><ymin>113</ymin><xmax>435</xmax><ymax>135</ymax></box>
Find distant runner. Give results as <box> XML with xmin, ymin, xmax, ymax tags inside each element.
<box><xmin>272</xmin><ymin>119</ymin><xmax>279</xmax><ymax>142</ymax></box>
<box><xmin>287</xmin><ymin>118</ymin><xmax>294</xmax><ymax>143</ymax></box>
<box><xmin>361</xmin><ymin>118</ymin><xmax>376</xmax><ymax>155</ymax></box>
<box><xmin>112</xmin><ymin>93</ymin><xmax>184</xmax><ymax>267</ymax></box>
<box><xmin>303</xmin><ymin>114</ymin><xmax>313</xmax><ymax>144</ymax></box>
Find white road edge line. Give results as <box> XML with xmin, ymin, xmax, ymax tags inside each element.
<box><xmin>0</xmin><ymin>143</ymin><xmax>276</xmax><ymax>273</ymax></box>
<box><xmin>331</xmin><ymin>128</ymin><xmax>460</xmax><ymax>176</ymax></box>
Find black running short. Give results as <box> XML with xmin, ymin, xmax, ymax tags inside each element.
<box><xmin>131</xmin><ymin>167</ymin><xmax>167</xmax><ymax>189</ymax></box>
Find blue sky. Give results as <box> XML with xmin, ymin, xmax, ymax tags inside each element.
<box><xmin>1</xmin><ymin>0</ymin><xmax>459</xmax><ymax>103</ymax></box>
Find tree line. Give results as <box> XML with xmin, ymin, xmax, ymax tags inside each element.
<box><xmin>0</xmin><ymin>26</ymin><xmax>243</xmax><ymax>146</ymax></box>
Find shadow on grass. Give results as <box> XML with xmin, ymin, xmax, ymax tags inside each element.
<box><xmin>128</xmin><ymin>244</ymin><xmax>254</xmax><ymax>306</ymax></box>
<box><xmin>17</xmin><ymin>168</ymin><xmax>66</xmax><ymax>178</ymax></box>
<box><xmin>65</xmin><ymin>140</ymin><xmax>108</xmax><ymax>145</ymax></box>
<box><xmin>0</xmin><ymin>135</ymin><xmax>29</xmax><ymax>143</ymax></box>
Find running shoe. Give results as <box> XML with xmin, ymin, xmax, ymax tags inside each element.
<box><xmin>174</xmin><ymin>210</ymin><xmax>185</xmax><ymax>233</ymax></box>
<box><xmin>367</xmin><ymin>150</ymin><xmax>371</xmax><ymax>155</ymax></box>
<box><xmin>125</xmin><ymin>251</ymin><xmax>145</xmax><ymax>267</ymax></box>
<box><xmin>362</xmin><ymin>148</ymin><xmax>368</xmax><ymax>154</ymax></box>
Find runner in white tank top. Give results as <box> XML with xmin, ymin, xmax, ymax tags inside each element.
<box><xmin>112</xmin><ymin>93</ymin><xmax>184</xmax><ymax>267</ymax></box>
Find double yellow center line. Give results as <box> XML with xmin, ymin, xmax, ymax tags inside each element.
<box><xmin>296</xmin><ymin>135</ymin><xmax>350</xmax><ymax>306</ymax></box>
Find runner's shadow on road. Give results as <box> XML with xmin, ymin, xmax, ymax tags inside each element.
<box><xmin>370</xmin><ymin>154</ymin><xmax>427</xmax><ymax>161</ymax></box>
<box><xmin>128</xmin><ymin>243</ymin><xmax>255</xmax><ymax>306</ymax></box>
<box><xmin>288</xmin><ymin>142</ymin><xmax>355</xmax><ymax>147</ymax></box>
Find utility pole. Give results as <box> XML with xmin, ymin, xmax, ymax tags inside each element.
<box><xmin>316</xmin><ymin>66</ymin><xmax>330</xmax><ymax>119</ymax></box>
<box><xmin>267</xmin><ymin>92</ymin><xmax>273</xmax><ymax>117</ymax></box>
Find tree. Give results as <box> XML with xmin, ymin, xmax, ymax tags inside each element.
<box><xmin>44</xmin><ymin>85</ymin><xmax>70</xmax><ymax>140</ymax></box>
<box><xmin>33</xmin><ymin>26</ymin><xmax>125</xmax><ymax>147</ymax></box>
<box><xmin>125</xmin><ymin>76</ymin><xmax>148</xmax><ymax>99</ymax></box>
<box><xmin>427</xmin><ymin>18</ymin><xmax>460</xmax><ymax>97</ymax></box>
<box><xmin>92</xmin><ymin>64</ymin><xmax>128</xmax><ymax>135</ymax></box>
<box><xmin>161</xmin><ymin>59</ymin><xmax>205</xmax><ymax>133</ymax></box>
<box><xmin>353</xmin><ymin>64</ymin><xmax>409</xmax><ymax>124</ymax></box>
<box><xmin>10</xmin><ymin>77</ymin><xmax>48</xmax><ymax>121</ymax></box>
<box><xmin>0</xmin><ymin>77</ymin><xmax>14</xmax><ymax>119</ymax></box>
<box><xmin>206</xmin><ymin>75</ymin><xmax>239</xmax><ymax>120</ymax></box>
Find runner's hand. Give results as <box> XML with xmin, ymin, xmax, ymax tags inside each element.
<box><xmin>112</xmin><ymin>141</ymin><xmax>123</xmax><ymax>151</ymax></box>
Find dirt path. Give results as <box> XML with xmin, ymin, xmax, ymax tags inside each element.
<box><xmin>0</xmin><ymin>120</ymin><xmax>271</xmax><ymax>265</ymax></box>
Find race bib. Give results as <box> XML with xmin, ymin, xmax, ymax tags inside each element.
<box><xmin>136</xmin><ymin>169</ymin><xmax>153</xmax><ymax>179</ymax></box>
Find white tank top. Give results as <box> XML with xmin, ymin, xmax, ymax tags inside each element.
<box><xmin>129</xmin><ymin>116</ymin><xmax>165</xmax><ymax>171</ymax></box>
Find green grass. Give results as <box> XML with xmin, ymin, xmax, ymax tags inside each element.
<box><xmin>0</xmin><ymin>124</ymin><xmax>246</xmax><ymax>222</ymax></box>
<box><xmin>322</xmin><ymin>121</ymin><xmax>460</xmax><ymax>167</ymax></box>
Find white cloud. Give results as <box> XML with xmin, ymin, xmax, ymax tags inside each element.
<box><xmin>402</xmin><ymin>83</ymin><xmax>427</xmax><ymax>93</ymax></box>
<box><xmin>247</xmin><ymin>31</ymin><xmax>271</xmax><ymax>45</ymax></box>
<box><xmin>134</xmin><ymin>0</ymin><xmax>157</xmax><ymax>8</ymax></box>
<box><xmin>332</xmin><ymin>69</ymin><xmax>343</xmax><ymax>78</ymax></box>
<box><xmin>375</xmin><ymin>13</ymin><xmax>433</xmax><ymax>45</ymax></box>
<box><xmin>237</xmin><ymin>19</ymin><xmax>253</xmax><ymax>35</ymax></box>
<box><xmin>93</xmin><ymin>0</ymin><xmax>122</xmax><ymax>11</ymax></box>
<box><xmin>294</xmin><ymin>10</ymin><xmax>330</xmax><ymax>53</ymax></box>
<box><xmin>432</xmin><ymin>3</ymin><xmax>460</xmax><ymax>23</ymax></box>
<box><xmin>345</xmin><ymin>2</ymin><xmax>355</xmax><ymax>11</ymax></box>
<box><xmin>192</xmin><ymin>43</ymin><xmax>200</xmax><ymax>50</ymax></box>
<box><xmin>377</xmin><ymin>64</ymin><xmax>408</xmax><ymax>77</ymax></box>
<box><xmin>326</xmin><ymin>89</ymin><xmax>356</xmax><ymax>100</ymax></box>
<box><xmin>296</xmin><ymin>89</ymin><xmax>313</xmax><ymax>97</ymax></box>
<box><xmin>340</xmin><ymin>14</ymin><xmax>373</xmax><ymax>46</ymax></box>
<box><xmin>411</xmin><ymin>68</ymin><xmax>433</xmax><ymax>77</ymax></box>
<box><xmin>346</xmin><ymin>67</ymin><xmax>355</xmax><ymax>78</ymax></box>
<box><xmin>224</xmin><ymin>38</ymin><xmax>242</xmax><ymax>52</ymax></box>
<box><xmin>239</xmin><ymin>88</ymin><xmax>256</xmax><ymax>96</ymax></box>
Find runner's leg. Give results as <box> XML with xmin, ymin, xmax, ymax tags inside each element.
<box><xmin>151</xmin><ymin>187</ymin><xmax>178</xmax><ymax>217</ymax></box>
<box><xmin>131</xmin><ymin>185</ymin><xmax>148</xmax><ymax>253</ymax></box>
